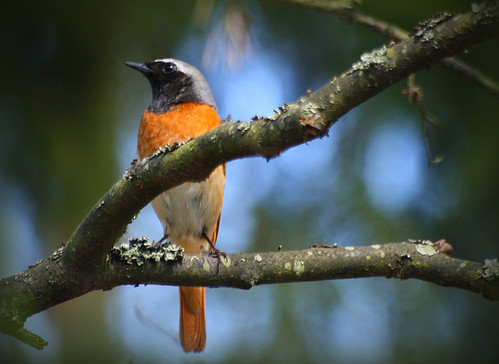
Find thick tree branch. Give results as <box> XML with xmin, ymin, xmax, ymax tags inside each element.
<box><xmin>271</xmin><ymin>0</ymin><xmax>499</xmax><ymax>99</ymax></box>
<box><xmin>1</xmin><ymin>2</ymin><xmax>498</xmax><ymax>349</ymax></box>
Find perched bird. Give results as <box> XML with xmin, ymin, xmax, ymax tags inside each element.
<box><xmin>125</xmin><ymin>58</ymin><xmax>225</xmax><ymax>352</ymax></box>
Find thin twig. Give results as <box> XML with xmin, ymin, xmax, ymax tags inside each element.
<box><xmin>403</xmin><ymin>75</ymin><xmax>443</xmax><ymax>166</ymax></box>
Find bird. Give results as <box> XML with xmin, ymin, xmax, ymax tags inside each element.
<box><xmin>125</xmin><ymin>58</ymin><xmax>225</xmax><ymax>353</ymax></box>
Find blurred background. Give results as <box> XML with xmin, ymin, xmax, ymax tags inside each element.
<box><xmin>1</xmin><ymin>0</ymin><xmax>498</xmax><ymax>363</ymax></box>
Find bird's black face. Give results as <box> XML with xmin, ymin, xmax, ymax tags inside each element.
<box><xmin>125</xmin><ymin>60</ymin><xmax>195</xmax><ymax>113</ymax></box>
<box><xmin>125</xmin><ymin>58</ymin><xmax>216</xmax><ymax>113</ymax></box>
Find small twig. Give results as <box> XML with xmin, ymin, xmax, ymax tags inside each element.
<box><xmin>1</xmin><ymin>325</ymin><xmax>48</xmax><ymax>350</ymax></box>
<box><xmin>442</xmin><ymin>57</ymin><xmax>499</xmax><ymax>99</ymax></box>
<box><xmin>403</xmin><ymin>74</ymin><xmax>444</xmax><ymax>166</ymax></box>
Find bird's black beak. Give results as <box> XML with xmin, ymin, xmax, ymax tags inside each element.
<box><xmin>124</xmin><ymin>61</ymin><xmax>151</xmax><ymax>74</ymax></box>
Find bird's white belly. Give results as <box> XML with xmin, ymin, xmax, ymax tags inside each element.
<box><xmin>151</xmin><ymin>168</ymin><xmax>224</xmax><ymax>250</ymax></box>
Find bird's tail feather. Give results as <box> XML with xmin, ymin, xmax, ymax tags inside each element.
<box><xmin>179</xmin><ymin>286</ymin><xmax>206</xmax><ymax>352</ymax></box>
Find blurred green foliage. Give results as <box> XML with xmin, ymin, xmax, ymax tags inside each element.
<box><xmin>1</xmin><ymin>0</ymin><xmax>498</xmax><ymax>363</ymax></box>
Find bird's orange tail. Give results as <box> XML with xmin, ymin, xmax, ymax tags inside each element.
<box><xmin>179</xmin><ymin>286</ymin><xmax>206</xmax><ymax>352</ymax></box>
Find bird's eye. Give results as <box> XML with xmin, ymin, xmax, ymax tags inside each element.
<box><xmin>163</xmin><ymin>62</ymin><xmax>177</xmax><ymax>73</ymax></box>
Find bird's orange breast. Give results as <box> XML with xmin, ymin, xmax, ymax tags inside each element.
<box><xmin>137</xmin><ymin>102</ymin><xmax>221</xmax><ymax>159</ymax></box>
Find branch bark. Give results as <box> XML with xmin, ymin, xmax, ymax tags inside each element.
<box><xmin>1</xmin><ymin>1</ymin><xmax>499</xmax><ymax>349</ymax></box>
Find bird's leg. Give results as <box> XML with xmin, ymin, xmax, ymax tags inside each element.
<box><xmin>153</xmin><ymin>234</ymin><xmax>168</xmax><ymax>248</ymax></box>
<box><xmin>202</xmin><ymin>231</ymin><xmax>226</xmax><ymax>258</ymax></box>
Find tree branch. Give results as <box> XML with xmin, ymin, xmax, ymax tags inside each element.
<box><xmin>2</xmin><ymin>239</ymin><xmax>499</xmax><ymax>348</ymax></box>
<box><xmin>1</xmin><ymin>1</ymin><xmax>498</xmax><ymax>349</ymax></box>
<box><xmin>270</xmin><ymin>0</ymin><xmax>499</xmax><ymax>99</ymax></box>
<box><xmin>103</xmin><ymin>239</ymin><xmax>499</xmax><ymax>301</ymax></box>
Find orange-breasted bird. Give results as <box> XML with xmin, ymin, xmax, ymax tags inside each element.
<box><xmin>125</xmin><ymin>58</ymin><xmax>225</xmax><ymax>353</ymax></box>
